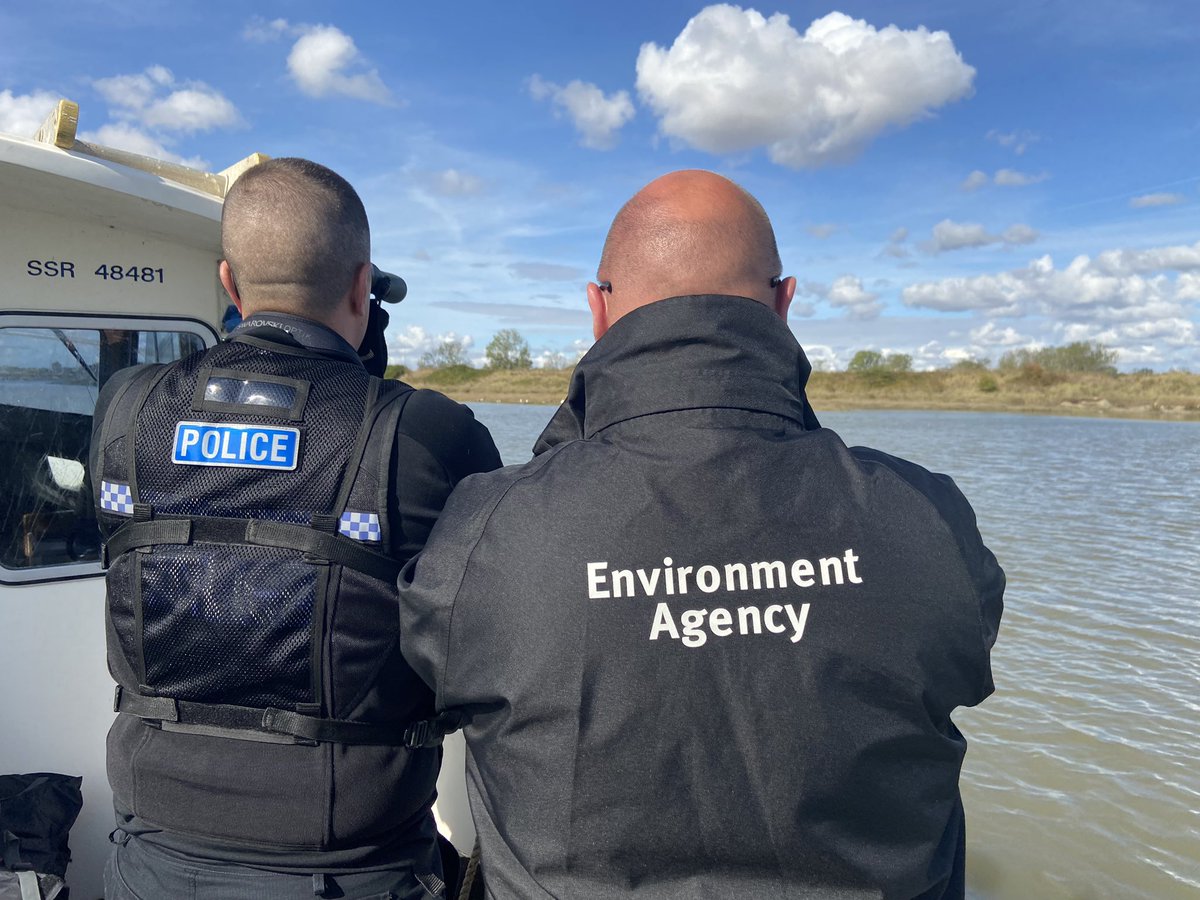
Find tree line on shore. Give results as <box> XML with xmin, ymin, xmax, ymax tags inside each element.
<box><xmin>387</xmin><ymin>332</ymin><xmax>1155</xmax><ymax>382</ymax></box>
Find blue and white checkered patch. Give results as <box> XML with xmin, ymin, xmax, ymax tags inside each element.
<box><xmin>100</xmin><ymin>480</ymin><xmax>134</xmax><ymax>516</ymax></box>
<box><xmin>339</xmin><ymin>511</ymin><xmax>381</xmax><ymax>542</ymax></box>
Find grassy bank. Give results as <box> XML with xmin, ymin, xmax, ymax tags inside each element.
<box><xmin>400</xmin><ymin>366</ymin><xmax>1200</xmax><ymax>421</ymax></box>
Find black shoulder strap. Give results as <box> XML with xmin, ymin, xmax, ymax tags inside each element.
<box><xmin>335</xmin><ymin>379</ymin><xmax>414</xmax><ymax>544</ymax></box>
<box><xmin>95</xmin><ymin>365</ymin><xmax>162</xmax><ymax>489</ymax></box>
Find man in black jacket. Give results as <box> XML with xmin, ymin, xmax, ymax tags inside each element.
<box><xmin>93</xmin><ymin>158</ymin><xmax>500</xmax><ymax>898</ymax></box>
<box><xmin>398</xmin><ymin>170</ymin><xmax>1004</xmax><ymax>899</ymax></box>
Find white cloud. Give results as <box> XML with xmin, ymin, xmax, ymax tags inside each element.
<box><xmin>963</xmin><ymin>168</ymin><xmax>1048</xmax><ymax>190</ymax></box>
<box><xmin>385</xmin><ymin>324</ymin><xmax>474</xmax><ymax>368</ymax></box>
<box><xmin>994</xmin><ymin>168</ymin><xmax>1049</xmax><ymax>187</ymax></box>
<box><xmin>94</xmin><ymin>67</ymin><xmax>240</xmax><ymax>134</ymax></box>
<box><xmin>635</xmin><ymin>6</ymin><xmax>975</xmax><ymax>168</ymax></box>
<box><xmin>806</xmin><ymin>223</ymin><xmax>838</xmax><ymax>239</ymax></box>
<box><xmin>427</xmin><ymin>169</ymin><xmax>486</xmax><ymax>197</ymax></box>
<box><xmin>879</xmin><ymin>226</ymin><xmax>910</xmax><ymax>259</ymax></box>
<box><xmin>969</xmin><ymin>321</ymin><xmax>1030</xmax><ymax>347</ymax></box>
<box><xmin>1000</xmin><ymin>223</ymin><xmax>1038</xmax><ymax>245</ymax></box>
<box><xmin>986</xmin><ymin>128</ymin><xmax>1039</xmax><ymax>155</ymax></box>
<box><xmin>825</xmin><ymin>275</ymin><xmax>883</xmax><ymax>319</ymax></box>
<box><xmin>800</xmin><ymin>343</ymin><xmax>839</xmax><ymax>371</ymax></box>
<box><xmin>287</xmin><ymin>25</ymin><xmax>391</xmax><ymax>103</ymax></box>
<box><xmin>0</xmin><ymin>88</ymin><xmax>62</xmax><ymax>137</ymax></box>
<box><xmin>1130</xmin><ymin>192</ymin><xmax>1184</xmax><ymax>208</ymax></box>
<box><xmin>960</xmin><ymin>169</ymin><xmax>989</xmax><ymax>192</ymax></box>
<box><xmin>243</xmin><ymin>16</ymin><xmax>293</xmax><ymax>42</ymax></box>
<box><xmin>902</xmin><ymin>241</ymin><xmax>1200</xmax><ymax>333</ymax></box>
<box><xmin>1089</xmin><ymin>243</ymin><xmax>1200</xmax><ymax>276</ymax></box>
<box><xmin>528</xmin><ymin>74</ymin><xmax>635</xmax><ymax>150</ymax></box>
<box><xmin>924</xmin><ymin>219</ymin><xmax>1038</xmax><ymax>253</ymax></box>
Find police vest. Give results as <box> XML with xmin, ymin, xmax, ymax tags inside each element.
<box><xmin>95</xmin><ymin>335</ymin><xmax>458</xmax><ymax>848</ymax></box>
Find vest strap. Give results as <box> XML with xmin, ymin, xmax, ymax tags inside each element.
<box><xmin>102</xmin><ymin>516</ymin><xmax>402</xmax><ymax>583</ymax></box>
<box><xmin>113</xmin><ymin>686</ymin><xmax>462</xmax><ymax>748</ymax></box>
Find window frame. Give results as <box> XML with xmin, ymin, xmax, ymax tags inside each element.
<box><xmin>0</xmin><ymin>312</ymin><xmax>218</xmax><ymax>586</ymax></box>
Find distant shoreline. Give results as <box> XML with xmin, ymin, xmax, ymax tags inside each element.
<box><xmin>397</xmin><ymin>367</ymin><xmax>1200</xmax><ymax>423</ymax></box>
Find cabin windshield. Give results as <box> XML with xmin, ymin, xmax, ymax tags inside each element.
<box><xmin>0</xmin><ymin>318</ymin><xmax>210</xmax><ymax>582</ymax></box>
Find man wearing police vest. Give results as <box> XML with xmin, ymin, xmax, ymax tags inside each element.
<box><xmin>92</xmin><ymin>158</ymin><xmax>501</xmax><ymax>898</ymax></box>
<box><xmin>398</xmin><ymin>170</ymin><xmax>1005</xmax><ymax>899</ymax></box>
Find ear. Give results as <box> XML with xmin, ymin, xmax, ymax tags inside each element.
<box><xmin>773</xmin><ymin>276</ymin><xmax>796</xmax><ymax>321</ymax></box>
<box><xmin>586</xmin><ymin>282</ymin><xmax>610</xmax><ymax>340</ymax></box>
<box><xmin>349</xmin><ymin>262</ymin><xmax>372</xmax><ymax>319</ymax></box>
<box><xmin>219</xmin><ymin>261</ymin><xmax>243</xmax><ymax>314</ymax></box>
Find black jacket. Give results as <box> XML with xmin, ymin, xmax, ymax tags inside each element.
<box><xmin>91</xmin><ymin>314</ymin><xmax>501</xmax><ymax>872</ymax></box>
<box><xmin>398</xmin><ymin>295</ymin><xmax>1004</xmax><ymax>899</ymax></box>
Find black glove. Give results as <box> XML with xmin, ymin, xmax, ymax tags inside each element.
<box><xmin>358</xmin><ymin>300</ymin><xmax>390</xmax><ymax>377</ymax></box>
<box><xmin>358</xmin><ymin>265</ymin><xmax>407</xmax><ymax>377</ymax></box>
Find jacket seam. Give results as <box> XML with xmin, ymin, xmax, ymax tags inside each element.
<box><xmin>437</xmin><ymin>439</ymin><xmax>584</xmax><ymax>709</ymax></box>
<box><xmin>856</xmin><ymin>455</ymin><xmax>992</xmax><ymax>693</ymax></box>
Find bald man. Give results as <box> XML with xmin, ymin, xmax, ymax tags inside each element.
<box><xmin>398</xmin><ymin>170</ymin><xmax>1004</xmax><ymax>899</ymax></box>
<box><xmin>92</xmin><ymin>158</ymin><xmax>500</xmax><ymax>899</ymax></box>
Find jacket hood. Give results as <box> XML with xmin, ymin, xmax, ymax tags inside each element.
<box><xmin>534</xmin><ymin>294</ymin><xmax>821</xmax><ymax>455</ymax></box>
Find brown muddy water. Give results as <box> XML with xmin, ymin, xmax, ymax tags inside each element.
<box><xmin>474</xmin><ymin>403</ymin><xmax>1200</xmax><ymax>900</ymax></box>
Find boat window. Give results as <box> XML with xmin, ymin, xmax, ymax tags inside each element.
<box><xmin>0</xmin><ymin>320</ymin><xmax>210</xmax><ymax>583</ymax></box>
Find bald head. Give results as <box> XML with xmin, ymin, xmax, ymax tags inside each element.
<box><xmin>593</xmin><ymin>170</ymin><xmax>787</xmax><ymax>328</ymax></box>
<box><xmin>221</xmin><ymin>158</ymin><xmax>370</xmax><ymax>319</ymax></box>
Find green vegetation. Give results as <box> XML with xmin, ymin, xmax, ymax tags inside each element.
<box><xmin>485</xmin><ymin>329</ymin><xmax>533</xmax><ymax>370</ymax></box>
<box><xmin>419</xmin><ymin>338</ymin><xmax>470</xmax><ymax>369</ymax></box>
<box><xmin>397</xmin><ymin>334</ymin><xmax>1200</xmax><ymax>421</ymax></box>
<box><xmin>998</xmin><ymin>341</ymin><xmax>1118</xmax><ymax>374</ymax></box>
<box><xmin>418</xmin><ymin>364</ymin><xmax>488</xmax><ymax>387</ymax></box>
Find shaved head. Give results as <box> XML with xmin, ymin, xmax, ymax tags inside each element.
<box><xmin>221</xmin><ymin>158</ymin><xmax>370</xmax><ymax>317</ymax></box>
<box><xmin>595</xmin><ymin>170</ymin><xmax>784</xmax><ymax>324</ymax></box>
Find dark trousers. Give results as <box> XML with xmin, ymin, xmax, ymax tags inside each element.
<box><xmin>103</xmin><ymin>833</ymin><xmax>445</xmax><ymax>900</ymax></box>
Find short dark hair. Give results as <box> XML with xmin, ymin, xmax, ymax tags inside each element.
<box><xmin>222</xmin><ymin>158</ymin><xmax>370</xmax><ymax>315</ymax></box>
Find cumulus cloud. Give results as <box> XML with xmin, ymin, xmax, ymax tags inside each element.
<box><xmin>432</xmin><ymin>301</ymin><xmax>591</xmax><ymax>328</ymax></box>
<box><xmin>994</xmin><ymin>168</ymin><xmax>1049</xmax><ymax>187</ymax></box>
<box><xmin>243</xmin><ymin>16</ymin><xmax>293</xmax><ymax>42</ymax></box>
<box><xmin>963</xmin><ymin>168</ymin><xmax>1049</xmax><ymax>190</ymax></box>
<box><xmin>801</xmin><ymin>344</ymin><xmax>839</xmax><ymax>371</ymax></box>
<box><xmin>923</xmin><ymin>219</ymin><xmax>1038</xmax><ymax>253</ymax></box>
<box><xmin>970</xmin><ymin>321</ymin><xmax>1031</xmax><ymax>347</ymax></box>
<box><xmin>960</xmin><ymin>169</ymin><xmax>989</xmax><ymax>192</ymax></box>
<box><xmin>986</xmin><ymin>128</ymin><xmax>1039</xmax><ymax>155</ymax></box>
<box><xmin>94</xmin><ymin>66</ymin><xmax>240</xmax><ymax>133</ymax></box>
<box><xmin>425</xmin><ymin>169</ymin><xmax>486</xmax><ymax>197</ymax></box>
<box><xmin>0</xmin><ymin>88</ymin><xmax>63</xmax><ymax>137</ymax></box>
<box><xmin>528</xmin><ymin>74</ymin><xmax>635</xmax><ymax>149</ymax></box>
<box><xmin>1130</xmin><ymin>192</ymin><xmax>1184</xmax><ymax>208</ymax></box>
<box><xmin>902</xmin><ymin>240</ymin><xmax>1200</xmax><ymax>352</ymax></box>
<box><xmin>635</xmin><ymin>6</ymin><xmax>975</xmax><ymax>168</ymax></box>
<box><xmin>385</xmin><ymin>325</ymin><xmax>474</xmax><ymax>368</ymax></box>
<box><xmin>880</xmin><ymin>227</ymin><xmax>910</xmax><ymax>259</ymax></box>
<box><xmin>820</xmin><ymin>274</ymin><xmax>888</xmax><ymax>321</ymax></box>
<box><xmin>288</xmin><ymin>25</ymin><xmax>391</xmax><ymax>103</ymax></box>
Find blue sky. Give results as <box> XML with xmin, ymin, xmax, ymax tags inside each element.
<box><xmin>2</xmin><ymin>0</ymin><xmax>1198</xmax><ymax>370</ymax></box>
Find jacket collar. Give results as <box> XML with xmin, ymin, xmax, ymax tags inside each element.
<box><xmin>230</xmin><ymin>312</ymin><xmax>364</xmax><ymax>367</ymax></box>
<box><xmin>534</xmin><ymin>294</ymin><xmax>821</xmax><ymax>455</ymax></box>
